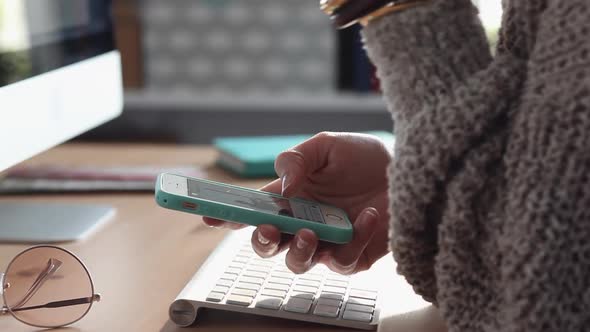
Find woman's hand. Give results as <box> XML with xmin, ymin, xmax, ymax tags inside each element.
<box><xmin>204</xmin><ymin>132</ymin><xmax>392</xmax><ymax>274</ymax></box>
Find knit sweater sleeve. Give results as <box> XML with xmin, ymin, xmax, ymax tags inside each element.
<box><xmin>363</xmin><ymin>0</ymin><xmax>590</xmax><ymax>330</ymax></box>
<box><xmin>361</xmin><ymin>0</ymin><xmax>524</xmax><ymax>303</ymax></box>
<box><xmin>492</xmin><ymin>2</ymin><xmax>590</xmax><ymax>330</ymax></box>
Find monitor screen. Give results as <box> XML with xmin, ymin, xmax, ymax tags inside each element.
<box><xmin>0</xmin><ymin>0</ymin><xmax>115</xmax><ymax>87</ymax></box>
<box><xmin>0</xmin><ymin>0</ymin><xmax>122</xmax><ymax>174</ymax></box>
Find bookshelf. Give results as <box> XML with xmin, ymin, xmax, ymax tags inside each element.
<box><xmin>85</xmin><ymin>1</ymin><xmax>392</xmax><ymax>143</ymax></box>
<box><xmin>124</xmin><ymin>91</ymin><xmax>386</xmax><ymax>114</ymax></box>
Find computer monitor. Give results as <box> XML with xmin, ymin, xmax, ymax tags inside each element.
<box><xmin>0</xmin><ymin>0</ymin><xmax>123</xmax><ymax>242</ymax></box>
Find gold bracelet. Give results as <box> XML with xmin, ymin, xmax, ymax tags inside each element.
<box><xmin>359</xmin><ymin>1</ymin><xmax>431</xmax><ymax>26</ymax></box>
<box><xmin>320</xmin><ymin>0</ymin><xmax>349</xmax><ymax>15</ymax></box>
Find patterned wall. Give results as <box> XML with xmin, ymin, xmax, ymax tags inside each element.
<box><xmin>141</xmin><ymin>0</ymin><xmax>336</xmax><ymax>96</ymax></box>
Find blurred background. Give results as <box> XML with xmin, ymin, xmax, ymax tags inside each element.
<box><xmin>79</xmin><ymin>0</ymin><xmax>503</xmax><ymax>144</ymax></box>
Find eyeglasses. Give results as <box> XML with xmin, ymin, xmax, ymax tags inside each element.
<box><xmin>0</xmin><ymin>246</ymin><xmax>100</xmax><ymax>328</ymax></box>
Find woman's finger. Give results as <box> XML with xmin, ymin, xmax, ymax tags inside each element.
<box><xmin>326</xmin><ymin>207</ymin><xmax>379</xmax><ymax>274</ymax></box>
<box><xmin>251</xmin><ymin>224</ymin><xmax>283</xmax><ymax>258</ymax></box>
<box><xmin>275</xmin><ymin>132</ymin><xmax>337</xmax><ymax>197</ymax></box>
<box><xmin>202</xmin><ymin>217</ymin><xmax>247</xmax><ymax>229</ymax></box>
<box><xmin>202</xmin><ymin>179</ymin><xmax>282</xmax><ymax>229</ymax></box>
<box><xmin>202</xmin><ymin>216</ymin><xmax>226</xmax><ymax>227</ymax></box>
<box><xmin>259</xmin><ymin>178</ymin><xmax>282</xmax><ymax>194</ymax></box>
<box><xmin>222</xmin><ymin>221</ymin><xmax>248</xmax><ymax>230</ymax></box>
<box><xmin>285</xmin><ymin>228</ymin><xmax>319</xmax><ymax>274</ymax></box>
<box><xmin>274</xmin><ymin>150</ymin><xmax>306</xmax><ymax>197</ymax></box>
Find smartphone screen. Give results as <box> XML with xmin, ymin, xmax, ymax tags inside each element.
<box><xmin>187</xmin><ymin>179</ymin><xmax>326</xmax><ymax>223</ymax></box>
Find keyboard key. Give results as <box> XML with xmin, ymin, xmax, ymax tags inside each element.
<box><xmin>343</xmin><ymin>310</ymin><xmax>373</xmax><ymax>322</ymax></box>
<box><xmin>212</xmin><ymin>285</ymin><xmax>229</xmax><ymax>294</ymax></box>
<box><xmin>252</xmin><ymin>257</ymin><xmax>274</xmax><ymax>263</ymax></box>
<box><xmin>295</xmin><ymin>279</ymin><xmax>321</xmax><ymax>288</ymax></box>
<box><xmin>235</xmin><ymin>282</ymin><xmax>260</xmax><ymax>291</ymax></box>
<box><xmin>220</xmin><ymin>273</ymin><xmax>238</xmax><ymax>281</ymax></box>
<box><xmin>349</xmin><ymin>289</ymin><xmax>378</xmax><ymax>301</ymax></box>
<box><xmin>265</xmin><ymin>283</ymin><xmax>290</xmax><ymax>292</ymax></box>
<box><xmin>347</xmin><ymin>297</ymin><xmax>376</xmax><ymax>307</ymax></box>
<box><xmin>246</xmin><ymin>265</ymin><xmax>272</xmax><ymax>273</ymax></box>
<box><xmin>267</xmin><ymin>277</ymin><xmax>292</xmax><ymax>285</ymax></box>
<box><xmin>313</xmin><ymin>304</ymin><xmax>340</xmax><ymax>318</ymax></box>
<box><xmin>255</xmin><ymin>296</ymin><xmax>283</xmax><ymax>310</ymax></box>
<box><xmin>323</xmin><ymin>286</ymin><xmax>346</xmax><ymax>294</ymax></box>
<box><xmin>317</xmin><ymin>298</ymin><xmax>342</xmax><ymax>307</ymax></box>
<box><xmin>274</xmin><ymin>266</ymin><xmax>292</xmax><ymax>272</ymax></box>
<box><xmin>290</xmin><ymin>292</ymin><xmax>314</xmax><ymax>300</ymax></box>
<box><xmin>239</xmin><ymin>276</ymin><xmax>264</xmax><ymax>285</ymax></box>
<box><xmin>299</xmin><ymin>274</ymin><xmax>323</xmax><ymax>282</ymax></box>
<box><xmin>306</xmin><ymin>272</ymin><xmax>324</xmax><ymax>277</ymax></box>
<box><xmin>251</xmin><ymin>260</ymin><xmax>275</xmax><ymax>268</ymax></box>
<box><xmin>346</xmin><ymin>303</ymin><xmax>374</xmax><ymax>314</ymax></box>
<box><xmin>324</xmin><ymin>280</ymin><xmax>348</xmax><ymax>288</ymax></box>
<box><xmin>271</xmin><ymin>272</ymin><xmax>294</xmax><ymax>279</ymax></box>
<box><xmin>206</xmin><ymin>291</ymin><xmax>225</xmax><ymax>302</ymax></box>
<box><xmin>216</xmin><ymin>279</ymin><xmax>233</xmax><ymax>287</ymax></box>
<box><xmin>327</xmin><ymin>274</ymin><xmax>349</xmax><ymax>282</ymax></box>
<box><xmin>261</xmin><ymin>288</ymin><xmax>287</xmax><ymax>298</ymax></box>
<box><xmin>243</xmin><ymin>270</ymin><xmax>268</xmax><ymax>279</ymax></box>
<box><xmin>319</xmin><ymin>292</ymin><xmax>344</xmax><ymax>301</ymax></box>
<box><xmin>231</xmin><ymin>288</ymin><xmax>257</xmax><ymax>298</ymax></box>
<box><xmin>226</xmin><ymin>294</ymin><xmax>253</xmax><ymax>306</ymax></box>
<box><xmin>229</xmin><ymin>261</ymin><xmax>246</xmax><ymax>268</ymax></box>
<box><xmin>284</xmin><ymin>297</ymin><xmax>313</xmax><ymax>314</ymax></box>
<box><xmin>233</xmin><ymin>256</ymin><xmax>249</xmax><ymax>263</ymax></box>
<box><xmin>226</xmin><ymin>267</ymin><xmax>242</xmax><ymax>275</ymax></box>
<box><xmin>292</xmin><ymin>285</ymin><xmax>318</xmax><ymax>294</ymax></box>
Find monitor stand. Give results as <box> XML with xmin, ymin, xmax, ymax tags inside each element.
<box><xmin>0</xmin><ymin>202</ymin><xmax>115</xmax><ymax>243</ymax></box>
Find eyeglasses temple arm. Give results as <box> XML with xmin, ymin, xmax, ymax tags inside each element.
<box><xmin>10</xmin><ymin>258</ymin><xmax>62</xmax><ymax>310</ymax></box>
<box><xmin>0</xmin><ymin>273</ymin><xmax>6</xmax><ymax>315</ymax></box>
<box><xmin>0</xmin><ymin>272</ymin><xmax>4</xmax><ymax>296</ymax></box>
<box><xmin>9</xmin><ymin>294</ymin><xmax>101</xmax><ymax>313</ymax></box>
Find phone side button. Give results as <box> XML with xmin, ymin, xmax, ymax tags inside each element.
<box><xmin>182</xmin><ymin>202</ymin><xmax>198</xmax><ymax>210</ymax></box>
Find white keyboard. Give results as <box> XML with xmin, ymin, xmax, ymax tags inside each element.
<box><xmin>169</xmin><ymin>229</ymin><xmax>427</xmax><ymax>330</ymax></box>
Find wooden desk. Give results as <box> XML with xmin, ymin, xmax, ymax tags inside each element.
<box><xmin>0</xmin><ymin>144</ymin><xmax>444</xmax><ymax>332</ymax></box>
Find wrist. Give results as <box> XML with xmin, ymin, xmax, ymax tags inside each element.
<box><xmin>321</xmin><ymin>0</ymin><xmax>432</xmax><ymax>29</ymax></box>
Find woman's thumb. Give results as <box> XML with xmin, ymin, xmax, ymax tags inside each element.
<box><xmin>275</xmin><ymin>150</ymin><xmax>306</xmax><ymax>197</ymax></box>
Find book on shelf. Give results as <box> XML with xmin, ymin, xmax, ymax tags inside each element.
<box><xmin>337</xmin><ymin>25</ymin><xmax>381</xmax><ymax>93</ymax></box>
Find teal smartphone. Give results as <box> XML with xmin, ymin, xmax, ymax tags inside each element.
<box><xmin>155</xmin><ymin>173</ymin><xmax>353</xmax><ymax>244</ymax></box>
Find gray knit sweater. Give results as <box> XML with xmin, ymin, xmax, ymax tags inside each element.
<box><xmin>362</xmin><ymin>0</ymin><xmax>590</xmax><ymax>331</ymax></box>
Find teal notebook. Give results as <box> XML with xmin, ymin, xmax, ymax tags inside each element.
<box><xmin>214</xmin><ymin>131</ymin><xmax>395</xmax><ymax>178</ymax></box>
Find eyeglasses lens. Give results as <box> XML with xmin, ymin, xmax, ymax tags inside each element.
<box><xmin>2</xmin><ymin>247</ymin><xmax>94</xmax><ymax>328</ymax></box>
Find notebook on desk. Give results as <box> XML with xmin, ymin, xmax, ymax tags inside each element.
<box><xmin>169</xmin><ymin>228</ymin><xmax>428</xmax><ymax>330</ymax></box>
<box><xmin>213</xmin><ymin>131</ymin><xmax>395</xmax><ymax>178</ymax></box>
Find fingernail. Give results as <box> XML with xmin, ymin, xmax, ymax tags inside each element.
<box><xmin>281</xmin><ymin>174</ymin><xmax>290</xmax><ymax>195</ymax></box>
<box><xmin>330</xmin><ymin>257</ymin><xmax>356</xmax><ymax>275</ymax></box>
<box><xmin>258</xmin><ymin>231</ymin><xmax>270</xmax><ymax>245</ymax></box>
<box><xmin>361</xmin><ymin>209</ymin><xmax>378</xmax><ymax>226</ymax></box>
<box><xmin>296</xmin><ymin>235</ymin><xmax>308</xmax><ymax>250</ymax></box>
